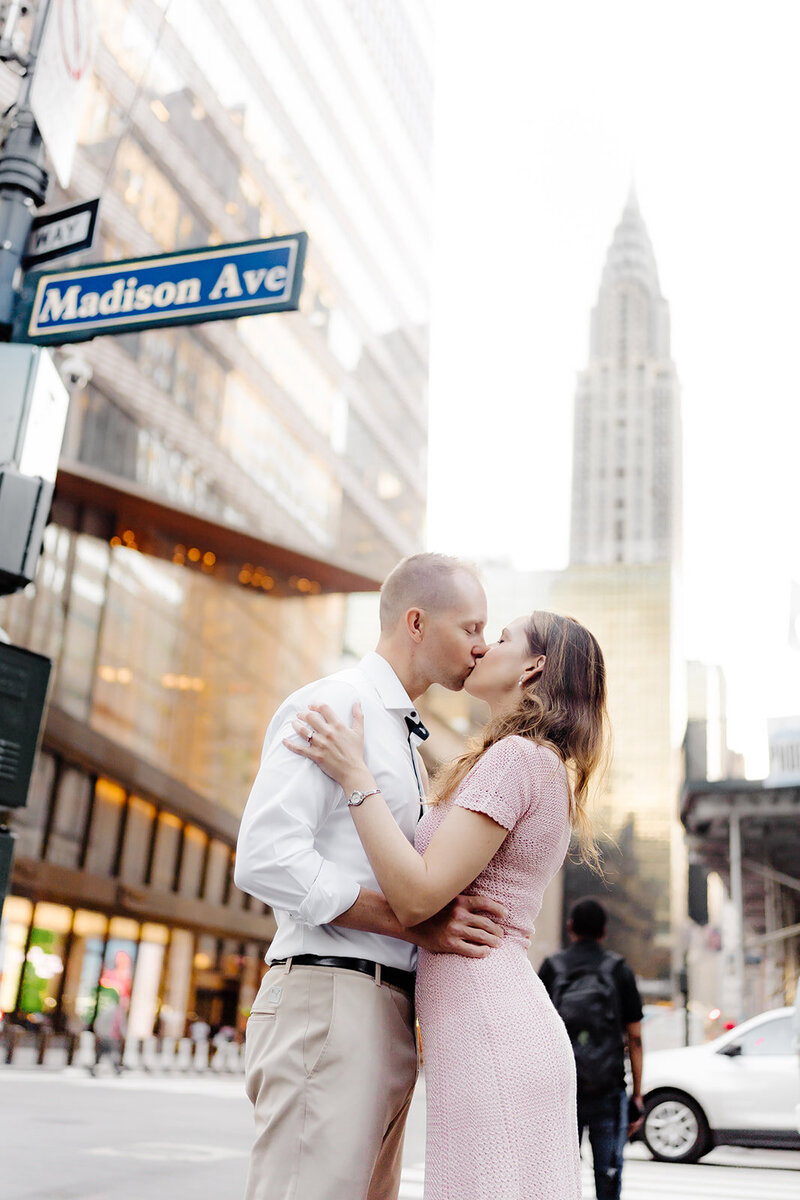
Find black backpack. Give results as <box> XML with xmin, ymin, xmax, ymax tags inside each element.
<box><xmin>550</xmin><ymin>949</ymin><xmax>625</xmax><ymax>1096</ymax></box>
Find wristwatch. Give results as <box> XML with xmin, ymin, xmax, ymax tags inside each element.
<box><xmin>347</xmin><ymin>787</ymin><xmax>381</xmax><ymax>807</ymax></box>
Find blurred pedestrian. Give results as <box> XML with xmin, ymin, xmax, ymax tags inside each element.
<box><xmin>90</xmin><ymin>998</ymin><xmax>127</xmax><ymax>1077</ymax></box>
<box><xmin>288</xmin><ymin>610</ymin><xmax>609</xmax><ymax>1200</ymax></box>
<box><xmin>235</xmin><ymin>554</ymin><xmax>507</xmax><ymax>1200</ymax></box>
<box><xmin>539</xmin><ymin>899</ymin><xmax>644</xmax><ymax>1200</ymax></box>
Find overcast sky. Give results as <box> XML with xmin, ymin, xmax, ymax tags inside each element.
<box><xmin>427</xmin><ymin>0</ymin><xmax>800</xmax><ymax>773</ymax></box>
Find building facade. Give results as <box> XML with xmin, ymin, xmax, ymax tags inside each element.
<box><xmin>0</xmin><ymin>0</ymin><xmax>433</xmax><ymax>1042</ymax></box>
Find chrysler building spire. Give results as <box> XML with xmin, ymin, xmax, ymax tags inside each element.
<box><xmin>569</xmin><ymin>193</ymin><xmax>681</xmax><ymax>566</ymax></box>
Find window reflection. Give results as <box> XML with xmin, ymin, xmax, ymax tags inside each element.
<box><xmin>46</xmin><ymin>768</ymin><xmax>91</xmax><ymax>869</ymax></box>
<box><xmin>729</xmin><ymin>1018</ymin><xmax>793</xmax><ymax>1057</ymax></box>
<box><xmin>84</xmin><ymin>779</ymin><xmax>125</xmax><ymax>876</ymax></box>
<box><xmin>16</xmin><ymin>903</ymin><xmax>71</xmax><ymax>1023</ymax></box>
<box><xmin>149</xmin><ymin>812</ymin><xmax>182</xmax><ymax>891</ymax></box>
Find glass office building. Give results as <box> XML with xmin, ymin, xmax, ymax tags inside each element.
<box><xmin>0</xmin><ymin>0</ymin><xmax>433</xmax><ymax>1040</ymax></box>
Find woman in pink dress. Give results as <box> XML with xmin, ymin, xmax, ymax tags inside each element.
<box><xmin>287</xmin><ymin>610</ymin><xmax>608</xmax><ymax>1200</ymax></box>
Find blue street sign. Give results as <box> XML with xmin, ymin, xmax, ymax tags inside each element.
<box><xmin>13</xmin><ymin>233</ymin><xmax>307</xmax><ymax>344</ymax></box>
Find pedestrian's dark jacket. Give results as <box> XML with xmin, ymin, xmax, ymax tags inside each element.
<box><xmin>538</xmin><ymin>940</ymin><xmax>644</xmax><ymax>1094</ymax></box>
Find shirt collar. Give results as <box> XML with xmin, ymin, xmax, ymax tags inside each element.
<box><xmin>359</xmin><ymin>652</ymin><xmax>417</xmax><ymax>715</ymax></box>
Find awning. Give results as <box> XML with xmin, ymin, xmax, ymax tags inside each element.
<box><xmin>681</xmin><ymin>776</ymin><xmax>800</xmax><ymax>1017</ymax></box>
<box><xmin>52</xmin><ymin>460</ymin><xmax>381</xmax><ymax>598</ymax></box>
<box><xmin>681</xmin><ymin>777</ymin><xmax>800</xmax><ymax>927</ymax></box>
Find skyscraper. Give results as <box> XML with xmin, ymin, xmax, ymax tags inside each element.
<box><xmin>570</xmin><ymin>187</ymin><xmax>681</xmax><ymax>567</ymax></box>
<box><xmin>555</xmin><ymin>191</ymin><xmax>684</xmax><ymax>983</ymax></box>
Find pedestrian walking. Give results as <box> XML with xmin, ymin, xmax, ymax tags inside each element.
<box><xmin>235</xmin><ymin>553</ymin><xmax>508</xmax><ymax>1200</ymax></box>
<box><xmin>539</xmin><ymin>899</ymin><xmax>644</xmax><ymax>1200</ymax></box>
<box><xmin>89</xmin><ymin>998</ymin><xmax>126</xmax><ymax>1077</ymax></box>
<box><xmin>289</xmin><ymin>609</ymin><xmax>609</xmax><ymax>1199</ymax></box>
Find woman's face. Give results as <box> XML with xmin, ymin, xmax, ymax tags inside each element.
<box><xmin>465</xmin><ymin>616</ymin><xmax>543</xmax><ymax>710</ymax></box>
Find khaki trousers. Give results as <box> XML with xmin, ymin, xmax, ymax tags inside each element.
<box><xmin>244</xmin><ymin>961</ymin><xmax>418</xmax><ymax>1200</ymax></box>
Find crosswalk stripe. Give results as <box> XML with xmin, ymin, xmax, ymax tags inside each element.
<box><xmin>399</xmin><ymin>1162</ymin><xmax>424</xmax><ymax>1198</ymax></box>
<box><xmin>591</xmin><ymin>1160</ymin><xmax>800</xmax><ymax>1200</ymax></box>
<box><xmin>401</xmin><ymin>1159</ymin><xmax>800</xmax><ymax>1200</ymax></box>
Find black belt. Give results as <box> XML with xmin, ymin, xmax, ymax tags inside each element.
<box><xmin>271</xmin><ymin>955</ymin><xmax>415</xmax><ymax>998</ymax></box>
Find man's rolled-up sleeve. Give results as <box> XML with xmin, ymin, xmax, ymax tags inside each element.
<box><xmin>234</xmin><ymin>687</ymin><xmax>361</xmax><ymax>926</ymax></box>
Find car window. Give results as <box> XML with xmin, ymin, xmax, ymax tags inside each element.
<box><xmin>727</xmin><ymin>1016</ymin><xmax>793</xmax><ymax>1057</ymax></box>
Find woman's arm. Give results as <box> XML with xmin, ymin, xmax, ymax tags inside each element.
<box><xmin>334</xmin><ymin>887</ymin><xmax>507</xmax><ymax>955</ymax></box>
<box><xmin>285</xmin><ymin>702</ymin><xmax>509</xmax><ymax>927</ymax></box>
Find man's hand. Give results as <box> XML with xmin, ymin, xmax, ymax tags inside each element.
<box><xmin>628</xmin><ymin>1094</ymin><xmax>644</xmax><ymax>1138</ymax></box>
<box><xmin>626</xmin><ymin>1022</ymin><xmax>644</xmax><ymax>1136</ymax></box>
<box><xmin>409</xmin><ymin>893</ymin><xmax>507</xmax><ymax>957</ymax></box>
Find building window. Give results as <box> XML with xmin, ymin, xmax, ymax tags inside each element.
<box><xmin>16</xmin><ymin>901</ymin><xmax>72</xmax><ymax>1021</ymax></box>
<box><xmin>13</xmin><ymin>752</ymin><xmax>56</xmax><ymax>860</ymax></box>
<box><xmin>119</xmin><ymin>796</ymin><xmax>157</xmax><ymax>885</ymax></box>
<box><xmin>84</xmin><ymin>778</ymin><xmax>126</xmax><ymax>876</ymax></box>
<box><xmin>204</xmin><ymin>840</ymin><xmax>232</xmax><ymax>905</ymax></box>
<box><xmin>148</xmin><ymin>812</ymin><xmax>183</xmax><ymax>891</ymax></box>
<box><xmin>177</xmin><ymin>825</ymin><xmax>208</xmax><ymax>899</ymax></box>
<box><xmin>45</xmin><ymin>767</ymin><xmax>92</xmax><ymax>869</ymax></box>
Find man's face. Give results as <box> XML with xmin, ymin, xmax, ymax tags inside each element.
<box><xmin>422</xmin><ymin>572</ymin><xmax>488</xmax><ymax>690</ymax></box>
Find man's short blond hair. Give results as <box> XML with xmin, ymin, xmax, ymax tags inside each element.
<box><xmin>379</xmin><ymin>553</ymin><xmax>478</xmax><ymax>632</ymax></box>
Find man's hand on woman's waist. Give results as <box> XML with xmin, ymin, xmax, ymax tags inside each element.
<box><xmin>411</xmin><ymin>893</ymin><xmax>507</xmax><ymax>956</ymax></box>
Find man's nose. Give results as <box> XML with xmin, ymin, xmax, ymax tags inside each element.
<box><xmin>472</xmin><ymin>637</ymin><xmax>487</xmax><ymax>659</ymax></box>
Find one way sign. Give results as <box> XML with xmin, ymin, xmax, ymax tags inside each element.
<box><xmin>23</xmin><ymin>198</ymin><xmax>100</xmax><ymax>268</ymax></box>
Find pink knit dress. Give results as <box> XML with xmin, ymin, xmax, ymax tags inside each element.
<box><xmin>415</xmin><ymin>736</ymin><xmax>582</xmax><ymax>1200</ymax></box>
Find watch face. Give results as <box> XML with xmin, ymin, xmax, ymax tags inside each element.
<box><xmin>348</xmin><ymin>788</ymin><xmax>377</xmax><ymax>806</ymax></box>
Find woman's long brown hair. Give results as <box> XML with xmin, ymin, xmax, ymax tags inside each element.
<box><xmin>431</xmin><ymin>611</ymin><xmax>610</xmax><ymax>871</ymax></box>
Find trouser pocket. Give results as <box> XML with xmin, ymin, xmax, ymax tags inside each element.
<box><xmin>303</xmin><ymin>971</ymin><xmax>336</xmax><ymax>1077</ymax></box>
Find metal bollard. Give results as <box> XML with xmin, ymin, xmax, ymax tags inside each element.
<box><xmin>224</xmin><ymin>1040</ymin><xmax>243</xmax><ymax>1072</ymax></box>
<box><xmin>160</xmin><ymin>1035</ymin><xmax>177</xmax><ymax>1069</ymax></box>
<box><xmin>122</xmin><ymin>1035</ymin><xmax>141</xmax><ymax>1071</ymax></box>
<box><xmin>176</xmin><ymin>1037</ymin><xmax>193</xmax><ymax>1071</ymax></box>
<box><xmin>141</xmin><ymin>1036</ymin><xmax>160</xmax><ymax>1072</ymax></box>
<box><xmin>211</xmin><ymin>1039</ymin><xmax>226</xmax><ymax>1072</ymax></box>
<box><xmin>4</xmin><ymin>1026</ymin><xmax>18</xmax><ymax>1064</ymax></box>
<box><xmin>76</xmin><ymin>1030</ymin><xmax>96</xmax><ymax>1070</ymax></box>
<box><xmin>36</xmin><ymin>1028</ymin><xmax>50</xmax><ymax>1065</ymax></box>
<box><xmin>193</xmin><ymin>1039</ymin><xmax>210</xmax><ymax>1071</ymax></box>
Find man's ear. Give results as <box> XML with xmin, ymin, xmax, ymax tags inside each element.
<box><xmin>405</xmin><ymin>608</ymin><xmax>425</xmax><ymax>643</ymax></box>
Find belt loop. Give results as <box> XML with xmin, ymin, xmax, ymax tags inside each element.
<box><xmin>374</xmin><ymin>962</ymin><xmax>382</xmax><ymax>987</ymax></box>
<box><xmin>284</xmin><ymin>957</ymin><xmax>293</xmax><ymax>974</ymax></box>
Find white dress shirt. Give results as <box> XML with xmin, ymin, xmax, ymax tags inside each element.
<box><xmin>234</xmin><ymin>652</ymin><xmax>425</xmax><ymax>971</ymax></box>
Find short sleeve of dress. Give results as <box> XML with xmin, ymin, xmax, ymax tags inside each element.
<box><xmin>453</xmin><ymin>736</ymin><xmax>541</xmax><ymax>832</ymax></box>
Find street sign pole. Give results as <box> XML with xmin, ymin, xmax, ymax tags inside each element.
<box><xmin>0</xmin><ymin>0</ymin><xmax>53</xmax><ymax>337</ymax></box>
<box><xmin>0</xmin><ymin>3</ymin><xmax>308</xmax><ymax>934</ymax></box>
<box><xmin>0</xmin><ymin>0</ymin><xmax>56</xmax><ymax>923</ymax></box>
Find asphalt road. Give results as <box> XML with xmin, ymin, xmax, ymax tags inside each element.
<box><xmin>2</xmin><ymin>1063</ymin><xmax>425</xmax><ymax>1200</ymax></box>
<box><xmin>3</xmin><ymin>1065</ymin><xmax>797</xmax><ymax>1200</ymax></box>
